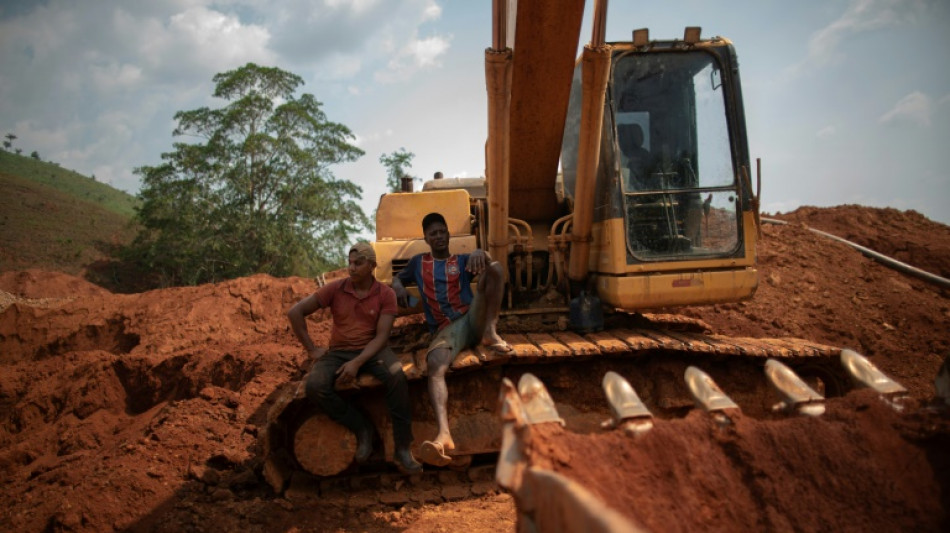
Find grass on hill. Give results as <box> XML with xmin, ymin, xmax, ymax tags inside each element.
<box><xmin>0</xmin><ymin>150</ymin><xmax>138</xmax><ymax>218</ymax></box>
<box><xmin>0</xmin><ymin>151</ymin><xmax>142</xmax><ymax>287</ymax></box>
<box><xmin>0</xmin><ymin>172</ymin><xmax>138</xmax><ymax>278</ymax></box>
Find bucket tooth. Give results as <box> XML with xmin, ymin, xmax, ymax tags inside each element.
<box><xmin>765</xmin><ymin>359</ymin><xmax>825</xmax><ymax>416</ymax></box>
<box><xmin>602</xmin><ymin>371</ymin><xmax>654</xmax><ymax>435</ymax></box>
<box><xmin>518</xmin><ymin>373</ymin><xmax>565</xmax><ymax>426</ymax></box>
<box><xmin>496</xmin><ymin>377</ymin><xmax>527</xmax><ymax>490</ymax></box>
<box><xmin>685</xmin><ymin>366</ymin><xmax>739</xmax><ymax>414</ymax></box>
<box><xmin>841</xmin><ymin>349</ymin><xmax>907</xmax><ymax>395</ymax></box>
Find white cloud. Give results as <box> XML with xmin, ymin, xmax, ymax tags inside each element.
<box><xmin>315</xmin><ymin>53</ymin><xmax>364</xmax><ymax>81</ymax></box>
<box><xmin>165</xmin><ymin>7</ymin><xmax>273</xmax><ymax>71</ymax></box>
<box><xmin>324</xmin><ymin>0</ymin><xmax>380</xmax><ymax>14</ymax></box>
<box><xmin>375</xmin><ymin>34</ymin><xmax>451</xmax><ymax>83</ymax></box>
<box><xmin>783</xmin><ymin>0</ymin><xmax>925</xmax><ymax>78</ymax></box>
<box><xmin>809</xmin><ymin>0</ymin><xmax>903</xmax><ymax>64</ymax></box>
<box><xmin>816</xmin><ymin>125</ymin><xmax>837</xmax><ymax>139</ymax></box>
<box><xmin>879</xmin><ymin>91</ymin><xmax>933</xmax><ymax>127</ymax></box>
<box><xmin>90</xmin><ymin>63</ymin><xmax>145</xmax><ymax>92</ymax></box>
<box><xmin>409</xmin><ymin>35</ymin><xmax>450</xmax><ymax>67</ymax></box>
<box><xmin>422</xmin><ymin>0</ymin><xmax>442</xmax><ymax>21</ymax></box>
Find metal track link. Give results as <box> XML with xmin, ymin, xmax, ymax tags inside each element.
<box><xmin>334</xmin><ymin>326</ymin><xmax>841</xmax><ymax>390</ymax></box>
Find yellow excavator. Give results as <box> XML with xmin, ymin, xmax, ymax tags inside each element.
<box><xmin>261</xmin><ymin>0</ymin><xmax>859</xmax><ymax>492</ymax></box>
<box><xmin>377</xmin><ymin>0</ymin><xmax>759</xmax><ymax>316</ymax></box>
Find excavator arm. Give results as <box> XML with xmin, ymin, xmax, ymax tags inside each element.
<box><xmin>504</xmin><ymin>0</ymin><xmax>586</xmax><ymax>223</ymax></box>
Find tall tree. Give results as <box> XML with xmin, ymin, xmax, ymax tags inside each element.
<box><xmin>379</xmin><ymin>148</ymin><xmax>414</xmax><ymax>192</ymax></box>
<box><xmin>128</xmin><ymin>63</ymin><xmax>367</xmax><ymax>286</ymax></box>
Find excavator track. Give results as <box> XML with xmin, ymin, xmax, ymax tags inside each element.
<box><xmin>261</xmin><ymin>312</ymin><xmax>847</xmax><ymax>494</ymax></box>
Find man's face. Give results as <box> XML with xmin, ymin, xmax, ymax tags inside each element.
<box><xmin>347</xmin><ymin>252</ymin><xmax>375</xmax><ymax>281</ymax></box>
<box><xmin>423</xmin><ymin>222</ymin><xmax>450</xmax><ymax>253</ymax></box>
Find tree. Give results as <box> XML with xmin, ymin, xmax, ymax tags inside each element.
<box><xmin>4</xmin><ymin>133</ymin><xmax>15</xmax><ymax>151</ymax></box>
<box><xmin>379</xmin><ymin>148</ymin><xmax>414</xmax><ymax>192</ymax></box>
<box><xmin>127</xmin><ymin>63</ymin><xmax>368</xmax><ymax>286</ymax></box>
<box><xmin>30</xmin><ymin>151</ymin><xmax>40</xmax><ymax>160</ymax></box>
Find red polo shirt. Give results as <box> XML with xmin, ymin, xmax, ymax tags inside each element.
<box><xmin>316</xmin><ymin>278</ymin><xmax>398</xmax><ymax>351</ymax></box>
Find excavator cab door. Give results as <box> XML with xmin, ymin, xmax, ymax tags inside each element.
<box><xmin>611</xmin><ymin>48</ymin><xmax>744</xmax><ymax>261</ymax></box>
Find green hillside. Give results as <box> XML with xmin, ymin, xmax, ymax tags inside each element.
<box><xmin>0</xmin><ymin>150</ymin><xmax>138</xmax><ymax>217</ymax></box>
<box><xmin>0</xmin><ymin>151</ymin><xmax>139</xmax><ymax>282</ymax></box>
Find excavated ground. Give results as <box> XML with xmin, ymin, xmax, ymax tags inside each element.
<box><xmin>0</xmin><ymin>205</ymin><xmax>948</xmax><ymax>532</ymax></box>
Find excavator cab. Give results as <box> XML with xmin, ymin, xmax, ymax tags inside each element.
<box><xmin>560</xmin><ymin>35</ymin><xmax>759</xmax><ymax>310</ymax></box>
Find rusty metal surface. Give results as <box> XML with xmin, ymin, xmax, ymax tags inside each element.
<box><xmin>520</xmin><ymin>467</ymin><xmax>648</xmax><ymax>533</ymax></box>
<box><xmin>262</xmin><ymin>321</ymin><xmax>843</xmax><ymax>490</ymax></box>
<box><xmin>507</xmin><ymin>0</ymin><xmax>586</xmax><ymax>222</ymax></box>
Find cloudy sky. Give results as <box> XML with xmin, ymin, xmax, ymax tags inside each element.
<box><xmin>2</xmin><ymin>0</ymin><xmax>948</xmax><ymax>228</ymax></box>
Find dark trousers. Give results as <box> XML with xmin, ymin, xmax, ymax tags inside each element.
<box><xmin>305</xmin><ymin>347</ymin><xmax>413</xmax><ymax>449</ymax></box>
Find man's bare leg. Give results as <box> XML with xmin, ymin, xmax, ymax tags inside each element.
<box><xmin>476</xmin><ymin>261</ymin><xmax>507</xmax><ymax>347</ymax></box>
<box><xmin>427</xmin><ymin>347</ymin><xmax>456</xmax><ymax>451</ymax></box>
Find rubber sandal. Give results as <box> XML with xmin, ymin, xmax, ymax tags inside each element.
<box><xmin>419</xmin><ymin>440</ymin><xmax>452</xmax><ymax>467</ymax></box>
<box><xmin>486</xmin><ymin>341</ymin><xmax>513</xmax><ymax>354</ymax></box>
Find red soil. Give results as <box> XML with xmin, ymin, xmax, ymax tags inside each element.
<box><xmin>1</xmin><ymin>205</ymin><xmax>948</xmax><ymax>532</ymax></box>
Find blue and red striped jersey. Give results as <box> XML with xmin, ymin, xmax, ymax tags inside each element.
<box><xmin>397</xmin><ymin>253</ymin><xmax>474</xmax><ymax>332</ymax></box>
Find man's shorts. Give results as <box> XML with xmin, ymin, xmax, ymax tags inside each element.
<box><xmin>426</xmin><ymin>288</ymin><xmax>485</xmax><ymax>359</ymax></box>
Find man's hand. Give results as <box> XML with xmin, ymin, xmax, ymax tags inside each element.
<box><xmin>335</xmin><ymin>359</ymin><xmax>362</xmax><ymax>386</ymax></box>
<box><xmin>466</xmin><ymin>249</ymin><xmax>489</xmax><ymax>275</ymax></box>
<box><xmin>393</xmin><ymin>282</ymin><xmax>410</xmax><ymax>308</ymax></box>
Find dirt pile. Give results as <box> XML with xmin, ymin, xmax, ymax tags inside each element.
<box><xmin>523</xmin><ymin>390</ymin><xmax>949</xmax><ymax>532</ymax></box>
<box><xmin>0</xmin><ymin>205</ymin><xmax>948</xmax><ymax>532</ymax></box>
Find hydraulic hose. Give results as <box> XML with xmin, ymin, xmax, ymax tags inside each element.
<box><xmin>761</xmin><ymin>217</ymin><xmax>950</xmax><ymax>291</ymax></box>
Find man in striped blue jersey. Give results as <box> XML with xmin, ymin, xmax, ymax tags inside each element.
<box><xmin>393</xmin><ymin>212</ymin><xmax>511</xmax><ymax>466</ymax></box>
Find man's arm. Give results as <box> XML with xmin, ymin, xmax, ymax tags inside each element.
<box><xmin>335</xmin><ymin>312</ymin><xmax>397</xmax><ymax>382</ymax></box>
<box><xmin>288</xmin><ymin>293</ymin><xmax>324</xmax><ymax>359</ymax></box>
<box><xmin>392</xmin><ymin>277</ymin><xmax>410</xmax><ymax>308</ymax></box>
<box><xmin>392</xmin><ymin>254</ymin><xmax>417</xmax><ymax>307</ymax></box>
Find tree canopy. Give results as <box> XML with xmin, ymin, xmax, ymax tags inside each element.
<box><xmin>128</xmin><ymin>63</ymin><xmax>368</xmax><ymax>286</ymax></box>
<box><xmin>379</xmin><ymin>148</ymin><xmax>414</xmax><ymax>192</ymax></box>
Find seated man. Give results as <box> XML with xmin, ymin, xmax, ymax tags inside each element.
<box><xmin>617</xmin><ymin>123</ymin><xmax>652</xmax><ymax>190</ymax></box>
<box><xmin>288</xmin><ymin>242</ymin><xmax>422</xmax><ymax>474</ymax></box>
<box><xmin>392</xmin><ymin>212</ymin><xmax>510</xmax><ymax>466</ymax></box>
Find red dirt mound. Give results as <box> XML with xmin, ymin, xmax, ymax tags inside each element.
<box><xmin>0</xmin><ymin>205</ymin><xmax>948</xmax><ymax>532</ymax></box>
<box><xmin>523</xmin><ymin>390</ymin><xmax>949</xmax><ymax>532</ymax></box>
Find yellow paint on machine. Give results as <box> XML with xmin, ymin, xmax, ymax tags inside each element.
<box><xmin>597</xmin><ymin>268</ymin><xmax>758</xmax><ymax>309</ymax></box>
<box><xmin>590</xmin><ymin>216</ymin><xmax>758</xmax><ymax>274</ymax></box>
<box><xmin>373</xmin><ymin>188</ymin><xmax>477</xmax><ymax>285</ymax></box>
<box><xmin>375</xmin><ymin>189</ymin><xmax>473</xmax><ymax>241</ymax></box>
<box><xmin>591</xmin><ymin>213</ymin><xmax>759</xmax><ymax>309</ymax></box>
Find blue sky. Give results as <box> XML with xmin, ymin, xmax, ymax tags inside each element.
<box><xmin>1</xmin><ymin>0</ymin><xmax>948</xmax><ymax>227</ymax></box>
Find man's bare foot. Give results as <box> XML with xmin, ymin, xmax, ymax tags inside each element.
<box><xmin>435</xmin><ymin>434</ymin><xmax>456</xmax><ymax>452</ymax></box>
<box><xmin>480</xmin><ymin>334</ymin><xmax>512</xmax><ymax>354</ymax></box>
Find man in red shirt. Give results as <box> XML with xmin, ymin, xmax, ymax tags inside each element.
<box><xmin>288</xmin><ymin>242</ymin><xmax>422</xmax><ymax>474</ymax></box>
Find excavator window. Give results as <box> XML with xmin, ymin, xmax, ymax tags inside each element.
<box><xmin>610</xmin><ymin>50</ymin><xmax>741</xmax><ymax>261</ymax></box>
